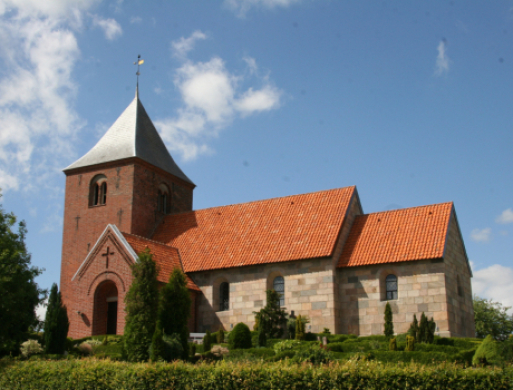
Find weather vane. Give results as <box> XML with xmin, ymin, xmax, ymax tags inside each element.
<box><xmin>134</xmin><ymin>54</ymin><xmax>144</xmax><ymax>90</ymax></box>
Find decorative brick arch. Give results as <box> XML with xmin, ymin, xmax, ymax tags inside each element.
<box><xmin>87</xmin><ymin>271</ymin><xmax>126</xmax><ymax>296</ymax></box>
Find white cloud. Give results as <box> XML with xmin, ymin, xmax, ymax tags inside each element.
<box><xmin>35</xmin><ymin>297</ymin><xmax>48</xmax><ymax>322</ymax></box>
<box><xmin>0</xmin><ymin>0</ymin><xmax>95</xmax><ymax>193</ymax></box>
<box><xmin>472</xmin><ymin>263</ymin><xmax>513</xmax><ymax>312</ymax></box>
<box><xmin>224</xmin><ymin>0</ymin><xmax>301</xmax><ymax>17</ymax></box>
<box><xmin>156</xmin><ymin>37</ymin><xmax>282</xmax><ymax>161</ymax></box>
<box><xmin>130</xmin><ymin>16</ymin><xmax>141</xmax><ymax>24</ymax></box>
<box><xmin>171</xmin><ymin>30</ymin><xmax>207</xmax><ymax>59</ymax></box>
<box><xmin>92</xmin><ymin>15</ymin><xmax>122</xmax><ymax>40</ymax></box>
<box><xmin>435</xmin><ymin>39</ymin><xmax>450</xmax><ymax>76</ymax></box>
<box><xmin>470</xmin><ymin>227</ymin><xmax>491</xmax><ymax>243</ymax></box>
<box><xmin>496</xmin><ymin>208</ymin><xmax>513</xmax><ymax>224</ymax></box>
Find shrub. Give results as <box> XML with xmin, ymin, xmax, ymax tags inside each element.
<box><xmin>158</xmin><ymin>268</ymin><xmax>191</xmax><ymax>360</ymax></box>
<box><xmin>389</xmin><ymin>338</ymin><xmax>397</xmax><ymax>351</ymax></box>
<box><xmin>203</xmin><ymin>331</ymin><xmax>212</xmax><ymax>352</ymax></box>
<box><xmin>293</xmin><ymin>345</ymin><xmax>331</xmax><ymax>364</ymax></box>
<box><xmin>229</xmin><ymin>323</ymin><xmax>252</xmax><ymax>350</ymax></box>
<box><xmin>408</xmin><ymin>314</ymin><xmax>419</xmax><ymax>342</ymax></box>
<box><xmin>149</xmin><ymin>321</ymin><xmax>166</xmax><ymax>362</ymax></box>
<box><xmin>304</xmin><ymin>332</ymin><xmax>318</xmax><ymax>341</ymax></box>
<box><xmin>217</xmin><ymin>329</ymin><xmax>225</xmax><ymax>344</ymax></box>
<box><xmin>384</xmin><ymin>302</ymin><xmax>394</xmax><ymax>338</ymax></box>
<box><xmin>406</xmin><ymin>335</ymin><xmax>415</xmax><ymax>351</ymax></box>
<box><xmin>435</xmin><ymin>337</ymin><xmax>454</xmax><ymax>346</ymax></box>
<box><xmin>327</xmin><ymin>334</ymin><xmax>357</xmax><ymax>343</ymax></box>
<box><xmin>123</xmin><ymin>249</ymin><xmax>159</xmax><ymax>362</ymax></box>
<box><xmin>253</xmin><ymin>290</ymin><xmax>288</xmax><ymax>339</ymax></box>
<box><xmin>295</xmin><ymin>315</ymin><xmax>306</xmax><ymax>340</ymax></box>
<box><xmin>20</xmin><ymin>339</ymin><xmax>43</xmax><ymax>358</ymax></box>
<box><xmin>501</xmin><ymin>336</ymin><xmax>513</xmax><ymax>362</ymax></box>
<box><xmin>43</xmin><ymin>283</ymin><xmax>69</xmax><ymax>355</ymax></box>
<box><xmin>473</xmin><ymin>335</ymin><xmax>501</xmax><ymax>366</ymax></box>
<box><xmin>211</xmin><ymin>345</ymin><xmax>229</xmax><ymax>358</ymax></box>
<box><xmin>273</xmin><ymin>340</ymin><xmax>302</xmax><ymax>353</ymax></box>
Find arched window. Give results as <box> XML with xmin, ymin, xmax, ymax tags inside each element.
<box><xmin>219</xmin><ymin>282</ymin><xmax>229</xmax><ymax>311</ymax></box>
<box><xmin>273</xmin><ymin>276</ymin><xmax>285</xmax><ymax>306</ymax></box>
<box><xmin>158</xmin><ymin>184</ymin><xmax>170</xmax><ymax>214</ymax></box>
<box><xmin>90</xmin><ymin>175</ymin><xmax>107</xmax><ymax>206</ymax></box>
<box><xmin>385</xmin><ymin>274</ymin><xmax>398</xmax><ymax>300</ymax></box>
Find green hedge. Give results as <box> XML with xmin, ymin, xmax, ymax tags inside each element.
<box><xmin>1</xmin><ymin>360</ymin><xmax>512</xmax><ymax>390</ymax></box>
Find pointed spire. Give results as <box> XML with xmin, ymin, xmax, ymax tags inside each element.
<box><xmin>64</xmin><ymin>94</ymin><xmax>194</xmax><ymax>185</ymax></box>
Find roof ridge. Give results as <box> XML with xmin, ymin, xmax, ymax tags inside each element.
<box><xmin>162</xmin><ymin>185</ymin><xmax>356</xmax><ymax>219</ymax></box>
<box><xmin>361</xmin><ymin>201</ymin><xmax>453</xmax><ymax>217</ymax></box>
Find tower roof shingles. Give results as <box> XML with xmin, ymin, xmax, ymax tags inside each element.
<box><xmin>64</xmin><ymin>92</ymin><xmax>193</xmax><ymax>185</ymax></box>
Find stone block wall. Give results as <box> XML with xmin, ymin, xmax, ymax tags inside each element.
<box><xmin>337</xmin><ymin>260</ymin><xmax>453</xmax><ymax>337</ymax></box>
<box><xmin>190</xmin><ymin>258</ymin><xmax>338</xmax><ymax>334</ymax></box>
<box><xmin>442</xmin><ymin>211</ymin><xmax>475</xmax><ymax>337</ymax></box>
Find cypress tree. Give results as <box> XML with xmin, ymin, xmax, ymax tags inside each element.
<box><xmin>408</xmin><ymin>314</ymin><xmax>419</xmax><ymax>342</ymax></box>
<box><xmin>123</xmin><ymin>249</ymin><xmax>159</xmax><ymax>362</ymax></box>
<box><xmin>419</xmin><ymin>312</ymin><xmax>428</xmax><ymax>343</ymax></box>
<box><xmin>217</xmin><ymin>328</ymin><xmax>225</xmax><ymax>344</ymax></box>
<box><xmin>203</xmin><ymin>330</ymin><xmax>211</xmax><ymax>352</ymax></box>
<box><xmin>157</xmin><ymin>267</ymin><xmax>191</xmax><ymax>360</ymax></box>
<box><xmin>384</xmin><ymin>302</ymin><xmax>394</xmax><ymax>338</ymax></box>
<box><xmin>427</xmin><ymin>317</ymin><xmax>436</xmax><ymax>344</ymax></box>
<box><xmin>295</xmin><ymin>314</ymin><xmax>305</xmax><ymax>340</ymax></box>
<box><xmin>406</xmin><ymin>335</ymin><xmax>415</xmax><ymax>351</ymax></box>
<box><xmin>43</xmin><ymin>283</ymin><xmax>69</xmax><ymax>354</ymax></box>
<box><xmin>149</xmin><ymin>320</ymin><xmax>165</xmax><ymax>361</ymax></box>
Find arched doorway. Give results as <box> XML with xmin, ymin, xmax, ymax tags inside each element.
<box><xmin>93</xmin><ymin>280</ymin><xmax>118</xmax><ymax>335</ymax></box>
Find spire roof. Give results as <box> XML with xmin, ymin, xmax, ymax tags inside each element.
<box><xmin>64</xmin><ymin>92</ymin><xmax>194</xmax><ymax>185</ymax></box>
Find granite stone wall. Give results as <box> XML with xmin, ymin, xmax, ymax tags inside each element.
<box><xmin>190</xmin><ymin>257</ymin><xmax>338</xmax><ymax>334</ymax></box>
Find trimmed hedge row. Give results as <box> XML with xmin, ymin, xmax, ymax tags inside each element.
<box><xmin>1</xmin><ymin>359</ymin><xmax>512</xmax><ymax>390</ymax></box>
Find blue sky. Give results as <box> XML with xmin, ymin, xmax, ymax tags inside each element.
<box><xmin>0</xmin><ymin>0</ymin><xmax>512</xmax><ymax>316</ymax></box>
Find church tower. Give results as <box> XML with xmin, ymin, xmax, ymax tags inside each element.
<box><xmin>60</xmin><ymin>89</ymin><xmax>194</xmax><ymax>337</ymax></box>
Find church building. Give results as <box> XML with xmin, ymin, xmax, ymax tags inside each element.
<box><xmin>60</xmin><ymin>89</ymin><xmax>475</xmax><ymax>340</ymax></box>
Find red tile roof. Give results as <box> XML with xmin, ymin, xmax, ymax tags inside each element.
<box><xmin>337</xmin><ymin>202</ymin><xmax>453</xmax><ymax>268</ymax></box>
<box><xmin>152</xmin><ymin>187</ymin><xmax>356</xmax><ymax>272</ymax></box>
<box><xmin>122</xmin><ymin>232</ymin><xmax>200</xmax><ymax>291</ymax></box>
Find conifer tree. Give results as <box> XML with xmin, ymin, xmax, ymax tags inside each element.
<box><xmin>254</xmin><ymin>290</ymin><xmax>288</xmax><ymax>339</ymax></box>
<box><xmin>419</xmin><ymin>312</ymin><xmax>428</xmax><ymax>343</ymax></box>
<box><xmin>203</xmin><ymin>330</ymin><xmax>212</xmax><ymax>352</ymax></box>
<box><xmin>427</xmin><ymin>317</ymin><xmax>436</xmax><ymax>344</ymax></box>
<box><xmin>217</xmin><ymin>328</ymin><xmax>225</xmax><ymax>344</ymax></box>
<box><xmin>408</xmin><ymin>314</ymin><xmax>419</xmax><ymax>342</ymax></box>
<box><xmin>295</xmin><ymin>314</ymin><xmax>305</xmax><ymax>340</ymax></box>
<box><xmin>149</xmin><ymin>320</ymin><xmax>165</xmax><ymax>361</ymax></box>
<box><xmin>43</xmin><ymin>283</ymin><xmax>69</xmax><ymax>354</ymax></box>
<box><xmin>384</xmin><ymin>302</ymin><xmax>394</xmax><ymax>338</ymax></box>
<box><xmin>157</xmin><ymin>267</ymin><xmax>191</xmax><ymax>359</ymax></box>
<box><xmin>123</xmin><ymin>249</ymin><xmax>159</xmax><ymax>362</ymax></box>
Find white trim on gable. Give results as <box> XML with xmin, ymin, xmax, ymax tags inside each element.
<box><xmin>71</xmin><ymin>224</ymin><xmax>138</xmax><ymax>281</ymax></box>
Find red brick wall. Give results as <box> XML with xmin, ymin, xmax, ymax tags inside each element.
<box><xmin>60</xmin><ymin>158</ymin><xmax>195</xmax><ymax>339</ymax></box>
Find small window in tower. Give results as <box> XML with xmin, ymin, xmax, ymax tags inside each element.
<box><xmin>158</xmin><ymin>184</ymin><xmax>170</xmax><ymax>214</ymax></box>
<box><xmin>385</xmin><ymin>274</ymin><xmax>398</xmax><ymax>300</ymax></box>
<box><xmin>90</xmin><ymin>175</ymin><xmax>107</xmax><ymax>207</ymax></box>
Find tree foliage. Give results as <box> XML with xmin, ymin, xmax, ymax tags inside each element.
<box><xmin>203</xmin><ymin>330</ymin><xmax>212</xmax><ymax>352</ymax></box>
<box><xmin>253</xmin><ymin>290</ymin><xmax>287</xmax><ymax>340</ymax></box>
<box><xmin>384</xmin><ymin>302</ymin><xmax>394</xmax><ymax>338</ymax></box>
<box><xmin>0</xmin><ymin>194</ymin><xmax>45</xmax><ymax>356</ymax></box>
<box><xmin>473</xmin><ymin>295</ymin><xmax>513</xmax><ymax>341</ymax></box>
<box><xmin>229</xmin><ymin>322</ymin><xmax>252</xmax><ymax>349</ymax></box>
<box><xmin>158</xmin><ymin>267</ymin><xmax>191</xmax><ymax>359</ymax></box>
<box><xmin>123</xmin><ymin>249</ymin><xmax>159</xmax><ymax>362</ymax></box>
<box><xmin>295</xmin><ymin>314</ymin><xmax>306</xmax><ymax>341</ymax></box>
<box><xmin>43</xmin><ymin>283</ymin><xmax>69</xmax><ymax>354</ymax></box>
<box><xmin>408</xmin><ymin>314</ymin><xmax>419</xmax><ymax>342</ymax></box>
